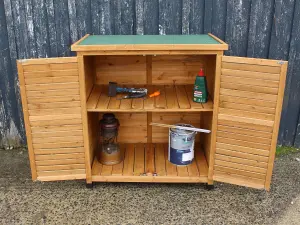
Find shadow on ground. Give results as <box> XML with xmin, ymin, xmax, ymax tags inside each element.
<box><xmin>0</xmin><ymin>149</ymin><xmax>299</xmax><ymax>224</ymax></box>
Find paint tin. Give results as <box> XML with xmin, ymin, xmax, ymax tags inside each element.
<box><xmin>168</xmin><ymin>124</ymin><xmax>196</xmax><ymax>165</ymax></box>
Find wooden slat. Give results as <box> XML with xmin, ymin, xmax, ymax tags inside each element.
<box><xmin>220</xmin><ymin>88</ymin><xmax>277</xmax><ymax>102</ymax></box>
<box><xmin>35</xmin><ymin>153</ymin><xmax>84</xmax><ymax>161</ymax></box>
<box><xmin>22</xmin><ymin>57</ymin><xmax>78</xmax><ymax>66</ymax></box>
<box><xmin>111</xmin><ymin>145</ymin><xmax>125</xmax><ymax>176</ymax></box>
<box><xmin>25</xmin><ymin>82</ymin><xmax>79</xmax><ymax>91</ymax></box>
<box><xmin>187</xmin><ymin>159</ymin><xmax>200</xmax><ymax>177</ymax></box>
<box><xmin>195</xmin><ymin>148</ymin><xmax>208</xmax><ymax>176</ymax></box>
<box><xmin>175</xmin><ymin>85</ymin><xmax>190</xmax><ymax>109</ymax></box>
<box><xmin>92</xmin><ymin>158</ymin><xmax>103</xmax><ymax>176</ymax></box>
<box><xmin>28</xmin><ymin>101</ymin><xmax>81</xmax><ymax>110</ymax></box>
<box><xmin>31</xmin><ymin>124</ymin><xmax>83</xmax><ymax>133</ymax></box>
<box><xmin>217</xmin><ymin>125</ymin><xmax>272</xmax><ymax>139</ymax></box>
<box><xmin>35</xmin><ymin>158</ymin><xmax>85</xmax><ymax>166</ymax></box>
<box><xmin>219</xmin><ymin>108</ymin><xmax>275</xmax><ymax>121</ymax></box>
<box><xmin>214</xmin><ymin>165</ymin><xmax>266</xmax><ymax>180</ymax></box>
<box><xmin>29</xmin><ymin>114</ymin><xmax>81</xmax><ymax>122</ymax></box>
<box><xmin>34</xmin><ymin>147</ymin><xmax>85</xmax><ymax>155</ymax></box>
<box><xmin>219</xmin><ymin>101</ymin><xmax>275</xmax><ymax>114</ymax></box>
<box><xmin>216</xmin><ymin>148</ymin><xmax>269</xmax><ymax>163</ymax></box>
<box><xmin>214</xmin><ymin>171</ymin><xmax>265</xmax><ymax>189</ymax></box>
<box><xmin>217</xmin><ymin>137</ymin><xmax>270</xmax><ymax>150</ymax></box>
<box><xmin>145</xmin><ymin>144</ymin><xmax>155</xmax><ymax>176</ymax></box>
<box><xmin>132</xmin><ymin>97</ymin><xmax>144</xmax><ymax>110</ymax></box>
<box><xmin>221</xmin><ymin>68</ymin><xmax>280</xmax><ymax>81</ymax></box>
<box><xmin>221</xmin><ymin>76</ymin><xmax>279</xmax><ymax>88</ymax></box>
<box><xmin>36</xmin><ymin>164</ymin><xmax>85</xmax><ymax>172</ymax></box>
<box><xmin>27</xmin><ymin>95</ymin><xmax>80</xmax><ymax>104</ymax></box>
<box><xmin>215</xmin><ymin>160</ymin><xmax>267</xmax><ymax>174</ymax></box>
<box><xmin>26</xmin><ymin>88</ymin><xmax>80</xmax><ymax>98</ymax></box>
<box><xmin>144</xmin><ymin>86</ymin><xmax>154</xmax><ymax>109</ymax></box>
<box><xmin>120</xmin><ymin>98</ymin><xmax>132</xmax><ymax>110</ymax></box>
<box><xmin>32</xmin><ymin>130</ymin><xmax>83</xmax><ymax>139</ymax></box>
<box><xmin>33</xmin><ymin>141</ymin><xmax>84</xmax><ymax>149</ymax></box>
<box><xmin>96</xmin><ymin>86</ymin><xmax>110</xmax><ymax>109</ymax></box>
<box><xmin>24</xmin><ymin>69</ymin><xmax>78</xmax><ymax>78</ymax></box>
<box><xmin>155</xmin><ymin>85</ymin><xmax>167</xmax><ymax>109</ymax></box>
<box><xmin>176</xmin><ymin>165</ymin><xmax>189</xmax><ymax>177</ymax></box>
<box><xmin>219</xmin><ymin>95</ymin><xmax>277</xmax><ymax>108</ymax></box>
<box><xmin>28</xmin><ymin>107</ymin><xmax>82</xmax><ymax>116</ymax></box>
<box><xmin>165</xmin><ymin>85</ymin><xmax>179</xmax><ymax>109</ymax></box>
<box><xmin>164</xmin><ymin>144</ymin><xmax>177</xmax><ymax>176</ymax></box>
<box><xmin>221</xmin><ymin>56</ymin><xmax>283</xmax><ymax>67</ymax></box>
<box><xmin>134</xmin><ymin>144</ymin><xmax>145</xmax><ymax>176</ymax></box>
<box><xmin>122</xmin><ymin>144</ymin><xmax>135</xmax><ymax>176</ymax></box>
<box><xmin>218</xmin><ymin>114</ymin><xmax>274</xmax><ymax>128</ymax></box>
<box><xmin>217</xmin><ymin>131</ymin><xmax>272</xmax><ymax>145</ymax></box>
<box><xmin>86</xmin><ymin>86</ymin><xmax>101</xmax><ymax>109</ymax></box>
<box><xmin>216</xmin><ymin>142</ymin><xmax>270</xmax><ymax>156</ymax></box>
<box><xmin>108</xmin><ymin>95</ymin><xmax>121</xmax><ymax>109</ymax></box>
<box><xmin>37</xmin><ymin>169</ymin><xmax>85</xmax><ymax>177</ymax></box>
<box><xmin>30</xmin><ymin>118</ymin><xmax>82</xmax><ymax>127</ymax></box>
<box><xmin>218</xmin><ymin>118</ymin><xmax>273</xmax><ymax>133</ymax></box>
<box><xmin>215</xmin><ymin>154</ymin><xmax>268</xmax><ymax>168</ymax></box>
<box><xmin>155</xmin><ymin>144</ymin><xmax>166</xmax><ymax>176</ymax></box>
<box><xmin>101</xmin><ymin>165</ymin><xmax>113</xmax><ymax>176</ymax></box>
<box><xmin>221</xmin><ymin>82</ymin><xmax>278</xmax><ymax>95</ymax></box>
<box><xmin>32</xmin><ymin>135</ymin><xmax>84</xmax><ymax>144</ymax></box>
<box><xmin>25</xmin><ymin>76</ymin><xmax>79</xmax><ymax>84</ymax></box>
<box><xmin>221</xmin><ymin>62</ymin><xmax>281</xmax><ymax>74</ymax></box>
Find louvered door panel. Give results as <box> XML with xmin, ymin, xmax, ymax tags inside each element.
<box><xmin>18</xmin><ymin>57</ymin><xmax>86</xmax><ymax>181</ymax></box>
<box><xmin>213</xmin><ymin>56</ymin><xmax>287</xmax><ymax>190</ymax></box>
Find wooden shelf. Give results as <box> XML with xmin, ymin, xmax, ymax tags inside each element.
<box><xmin>87</xmin><ymin>85</ymin><xmax>213</xmax><ymax>112</ymax></box>
<box><xmin>92</xmin><ymin>143</ymin><xmax>208</xmax><ymax>183</ymax></box>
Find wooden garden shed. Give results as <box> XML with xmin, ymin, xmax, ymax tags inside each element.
<box><xmin>17</xmin><ymin>34</ymin><xmax>287</xmax><ymax>191</ymax></box>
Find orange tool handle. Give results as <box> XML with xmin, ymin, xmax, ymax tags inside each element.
<box><xmin>149</xmin><ymin>91</ymin><xmax>160</xmax><ymax>98</ymax></box>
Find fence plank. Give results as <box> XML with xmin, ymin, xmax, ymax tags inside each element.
<box><xmin>225</xmin><ymin>0</ymin><xmax>251</xmax><ymax>56</ymax></box>
<box><xmin>182</xmin><ymin>0</ymin><xmax>204</xmax><ymax>34</ymax></box>
<box><xmin>247</xmin><ymin>0</ymin><xmax>274</xmax><ymax>58</ymax></box>
<box><xmin>76</xmin><ymin>0</ymin><xmax>92</xmax><ymax>38</ymax></box>
<box><xmin>159</xmin><ymin>0</ymin><xmax>182</xmax><ymax>34</ymax></box>
<box><xmin>211</xmin><ymin>0</ymin><xmax>227</xmax><ymax>40</ymax></box>
<box><xmin>282</xmin><ymin>0</ymin><xmax>300</xmax><ymax>147</ymax></box>
<box><xmin>136</xmin><ymin>0</ymin><xmax>159</xmax><ymax>35</ymax></box>
<box><xmin>270</xmin><ymin>0</ymin><xmax>296</xmax><ymax>145</ymax></box>
<box><xmin>91</xmin><ymin>0</ymin><xmax>113</xmax><ymax>35</ymax></box>
<box><xmin>113</xmin><ymin>0</ymin><xmax>135</xmax><ymax>34</ymax></box>
<box><xmin>54</xmin><ymin>0</ymin><xmax>71</xmax><ymax>56</ymax></box>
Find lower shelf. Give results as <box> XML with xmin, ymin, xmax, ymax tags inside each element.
<box><xmin>92</xmin><ymin>143</ymin><xmax>208</xmax><ymax>183</ymax></box>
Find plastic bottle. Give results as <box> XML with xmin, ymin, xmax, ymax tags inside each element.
<box><xmin>193</xmin><ymin>68</ymin><xmax>208</xmax><ymax>103</ymax></box>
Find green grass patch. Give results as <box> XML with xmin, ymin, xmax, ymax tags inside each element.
<box><xmin>276</xmin><ymin>146</ymin><xmax>300</xmax><ymax>156</ymax></box>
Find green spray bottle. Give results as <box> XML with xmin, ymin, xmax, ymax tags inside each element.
<box><xmin>193</xmin><ymin>68</ymin><xmax>208</xmax><ymax>103</ymax></box>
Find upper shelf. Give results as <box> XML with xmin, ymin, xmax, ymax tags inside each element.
<box><xmin>71</xmin><ymin>34</ymin><xmax>228</xmax><ymax>52</ymax></box>
<box><xmin>87</xmin><ymin>85</ymin><xmax>213</xmax><ymax>112</ymax></box>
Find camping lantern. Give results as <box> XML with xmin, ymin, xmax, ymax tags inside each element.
<box><xmin>98</xmin><ymin>113</ymin><xmax>122</xmax><ymax>165</ymax></box>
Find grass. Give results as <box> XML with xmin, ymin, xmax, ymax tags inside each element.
<box><xmin>276</xmin><ymin>146</ymin><xmax>300</xmax><ymax>156</ymax></box>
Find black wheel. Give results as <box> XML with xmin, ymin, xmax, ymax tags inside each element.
<box><xmin>206</xmin><ymin>184</ymin><xmax>214</xmax><ymax>190</ymax></box>
<box><xmin>86</xmin><ymin>183</ymin><xmax>94</xmax><ymax>189</ymax></box>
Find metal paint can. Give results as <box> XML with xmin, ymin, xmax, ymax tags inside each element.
<box><xmin>168</xmin><ymin>124</ymin><xmax>196</xmax><ymax>165</ymax></box>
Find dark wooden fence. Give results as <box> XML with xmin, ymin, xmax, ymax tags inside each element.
<box><xmin>1</xmin><ymin>0</ymin><xmax>300</xmax><ymax>148</ymax></box>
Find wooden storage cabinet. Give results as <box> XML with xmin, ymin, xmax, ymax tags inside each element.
<box><xmin>17</xmin><ymin>34</ymin><xmax>287</xmax><ymax>191</ymax></box>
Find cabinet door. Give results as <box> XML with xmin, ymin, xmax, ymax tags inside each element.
<box><xmin>211</xmin><ymin>56</ymin><xmax>287</xmax><ymax>190</ymax></box>
<box><xmin>17</xmin><ymin>57</ymin><xmax>86</xmax><ymax>181</ymax></box>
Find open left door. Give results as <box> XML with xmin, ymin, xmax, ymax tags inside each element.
<box><xmin>18</xmin><ymin>57</ymin><xmax>86</xmax><ymax>181</ymax></box>
<box><xmin>211</xmin><ymin>56</ymin><xmax>287</xmax><ymax>190</ymax></box>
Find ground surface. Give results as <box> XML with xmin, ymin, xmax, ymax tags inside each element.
<box><xmin>0</xmin><ymin>149</ymin><xmax>299</xmax><ymax>225</ymax></box>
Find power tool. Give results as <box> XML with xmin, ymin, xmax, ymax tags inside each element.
<box><xmin>108</xmin><ymin>82</ymin><xmax>147</xmax><ymax>99</ymax></box>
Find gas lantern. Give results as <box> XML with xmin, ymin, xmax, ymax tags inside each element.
<box><xmin>98</xmin><ymin>113</ymin><xmax>122</xmax><ymax>165</ymax></box>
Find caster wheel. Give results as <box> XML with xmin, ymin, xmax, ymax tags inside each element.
<box><xmin>206</xmin><ymin>184</ymin><xmax>214</xmax><ymax>190</ymax></box>
<box><xmin>86</xmin><ymin>183</ymin><xmax>94</xmax><ymax>189</ymax></box>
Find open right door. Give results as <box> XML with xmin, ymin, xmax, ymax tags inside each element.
<box><xmin>211</xmin><ymin>56</ymin><xmax>288</xmax><ymax>190</ymax></box>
